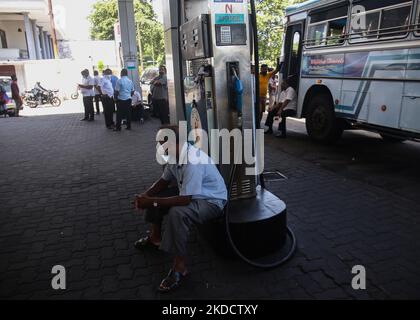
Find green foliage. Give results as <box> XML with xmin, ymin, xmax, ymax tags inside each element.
<box><xmin>88</xmin><ymin>0</ymin><xmax>164</xmax><ymax>66</ymax></box>
<box><xmin>255</xmin><ymin>0</ymin><xmax>306</xmax><ymax>67</ymax></box>
<box><xmin>97</xmin><ymin>60</ymin><xmax>105</xmax><ymax>72</ymax></box>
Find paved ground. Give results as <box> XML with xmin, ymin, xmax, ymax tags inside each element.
<box><xmin>0</xmin><ymin>100</ymin><xmax>419</xmax><ymax>299</ymax></box>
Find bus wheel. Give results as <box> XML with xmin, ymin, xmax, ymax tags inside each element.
<box><xmin>380</xmin><ymin>133</ymin><xmax>406</xmax><ymax>143</ymax></box>
<box><xmin>306</xmin><ymin>94</ymin><xmax>343</xmax><ymax>143</ymax></box>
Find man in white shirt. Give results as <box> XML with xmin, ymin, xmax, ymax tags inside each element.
<box><xmin>264</xmin><ymin>78</ymin><xmax>297</xmax><ymax>138</ymax></box>
<box><xmin>98</xmin><ymin>69</ymin><xmax>115</xmax><ymax>129</ymax></box>
<box><xmin>78</xmin><ymin>69</ymin><xmax>95</xmax><ymax>121</ymax></box>
<box><xmin>93</xmin><ymin>70</ymin><xmax>102</xmax><ymax>115</ymax></box>
<box><xmin>131</xmin><ymin>90</ymin><xmax>144</xmax><ymax>124</ymax></box>
<box><xmin>134</xmin><ymin>125</ymin><xmax>227</xmax><ymax>293</ymax></box>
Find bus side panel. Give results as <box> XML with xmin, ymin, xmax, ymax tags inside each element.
<box><xmin>297</xmin><ymin>77</ymin><xmax>314</xmax><ymax>117</ymax></box>
<box><xmin>366</xmin><ymin>50</ymin><xmax>407</xmax><ymax>129</ymax></box>
<box><xmin>400</xmin><ymin>48</ymin><xmax>420</xmax><ymax>134</ymax></box>
<box><xmin>340</xmin><ymin>80</ymin><xmax>370</xmax><ymax>121</ymax></box>
<box><xmin>298</xmin><ymin>74</ymin><xmax>343</xmax><ymax>117</ymax></box>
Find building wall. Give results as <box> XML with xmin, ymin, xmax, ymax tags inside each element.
<box><xmin>58</xmin><ymin>40</ymin><xmax>119</xmax><ymax>69</ymax></box>
<box><xmin>0</xmin><ymin>20</ymin><xmax>27</xmax><ymax>50</ymax></box>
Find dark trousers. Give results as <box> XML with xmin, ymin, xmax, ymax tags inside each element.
<box><xmin>94</xmin><ymin>94</ymin><xmax>101</xmax><ymax>114</ymax></box>
<box><xmin>278</xmin><ymin>109</ymin><xmax>296</xmax><ymax>136</ymax></box>
<box><xmin>102</xmin><ymin>96</ymin><xmax>115</xmax><ymax>127</ymax></box>
<box><xmin>116</xmin><ymin>99</ymin><xmax>132</xmax><ymax>129</ymax></box>
<box><xmin>259</xmin><ymin>96</ymin><xmax>267</xmax><ymax>123</ymax></box>
<box><xmin>13</xmin><ymin>97</ymin><xmax>22</xmax><ymax>117</ymax></box>
<box><xmin>153</xmin><ymin>98</ymin><xmax>170</xmax><ymax>124</ymax></box>
<box><xmin>265</xmin><ymin>108</ymin><xmax>296</xmax><ymax>136</ymax></box>
<box><xmin>131</xmin><ymin>104</ymin><xmax>144</xmax><ymax>121</ymax></box>
<box><xmin>83</xmin><ymin>96</ymin><xmax>94</xmax><ymax>120</ymax></box>
<box><xmin>144</xmin><ymin>187</ymin><xmax>222</xmax><ymax>256</ymax></box>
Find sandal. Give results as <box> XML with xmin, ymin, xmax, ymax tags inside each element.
<box><xmin>158</xmin><ymin>269</ymin><xmax>188</xmax><ymax>293</ymax></box>
<box><xmin>133</xmin><ymin>235</ymin><xmax>160</xmax><ymax>250</ymax></box>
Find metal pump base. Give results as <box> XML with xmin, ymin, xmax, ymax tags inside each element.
<box><xmin>199</xmin><ymin>188</ymin><xmax>288</xmax><ymax>259</ymax></box>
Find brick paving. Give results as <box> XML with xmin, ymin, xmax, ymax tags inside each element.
<box><xmin>0</xmin><ymin>109</ymin><xmax>419</xmax><ymax>299</ymax></box>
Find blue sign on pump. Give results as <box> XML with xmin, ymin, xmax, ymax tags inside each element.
<box><xmin>215</xmin><ymin>14</ymin><xmax>245</xmax><ymax>25</ymax></box>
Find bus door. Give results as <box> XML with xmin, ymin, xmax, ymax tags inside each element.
<box><xmin>283</xmin><ymin>22</ymin><xmax>304</xmax><ymax>92</ymax></box>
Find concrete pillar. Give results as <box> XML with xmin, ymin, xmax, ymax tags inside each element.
<box><xmin>49</xmin><ymin>37</ymin><xmax>54</xmax><ymax>58</ymax></box>
<box><xmin>23</xmin><ymin>13</ymin><xmax>37</xmax><ymax>60</ymax></box>
<box><xmin>43</xmin><ymin>32</ymin><xmax>51</xmax><ymax>58</ymax></box>
<box><xmin>117</xmin><ymin>0</ymin><xmax>140</xmax><ymax>92</ymax></box>
<box><xmin>38</xmin><ymin>26</ymin><xmax>46</xmax><ymax>59</ymax></box>
<box><xmin>162</xmin><ymin>0</ymin><xmax>185</xmax><ymax>123</ymax></box>
<box><xmin>31</xmin><ymin>19</ymin><xmax>42</xmax><ymax>59</ymax></box>
<box><xmin>47</xmin><ymin>34</ymin><xmax>53</xmax><ymax>59</ymax></box>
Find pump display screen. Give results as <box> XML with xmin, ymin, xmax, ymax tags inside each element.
<box><xmin>214</xmin><ymin>13</ymin><xmax>247</xmax><ymax>46</ymax></box>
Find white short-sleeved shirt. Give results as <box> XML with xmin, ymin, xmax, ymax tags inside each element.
<box><xmin>80</xmin><ymin>76</ymin><xmax>95</xmax><ymax>97</ymax></box>
<box><xmin>131</xmin><ymin>91</ymin><xmax>142</xmax><ymax>106</ymax></box>
<box><xmin>161</xmin><ymin>143</ymin><xmax>227</xmax><ymax>210</ymax></box>
<box><xmin>279</xmin><ymin>86</ymin><xmax>297</xmax><ymax>111</ymax></box>
<box><xmin>94</xmin><ymin>76</ymin><xmax>101</xmax><ymax>95</ymax></box>
<box><xmin>99</xmin><ymin>77</ymin><xmax>114</xmax><ymax>98</ymax></box>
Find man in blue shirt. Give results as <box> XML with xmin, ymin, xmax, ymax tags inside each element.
<box><xmin>110</xmin><ymin>71</ymin><xmax>118</xmax><ymax>90</ymax></box>
<box><xmin>134</xmin><ymin>125</ymin><xmax>227</xmax><ymax>293</ymax></box>
<box><xmin>114</xmin><ymin>68</ymin><xmax>134</xmax><ymax>131</ymax></box>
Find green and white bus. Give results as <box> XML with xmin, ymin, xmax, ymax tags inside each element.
<box><xmin>282</xmin><ymin>0</ymin><xmax>420</xmax><ymax>142</ymax></box>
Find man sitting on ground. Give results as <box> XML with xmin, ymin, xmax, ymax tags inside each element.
<box><xmin>264</xmin><ymin>78</ymin><xmax>297</xmax><ymax>138</ymax></box>
<box><xmin>133</xmin><ymin>125</ymin><xmax>227</xmax><ymax>292</ymax></box>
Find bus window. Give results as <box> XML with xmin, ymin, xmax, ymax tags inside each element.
<box><xmin>350</xmin><ymin>0</ymin><xmax>412</xmax><ymax>42</ymax></box>
<box><xmin>290</xmin><ymin>32</ymin><xmax>301</xmax><ymax>77</ymax></box>
<box><xmin>307</xmin><ymin>23</ymin><xmax>327</xmax><ymax>46</ymax></box>
<box><xmin>351</xmin><ymin>11</ymin><xmax>380</xmax><ymax>41</ymax></box>
<box><xmin>379</xmin><ymin>5</ymin><xmax>411</xmax><ymax>38</ymax></box>
<box><xmin>307</xmin><ymin>3</ymin><xmax>348</xmax><ymax>47</ymax></box>
<box><xmin>417</xmin><ymin>5</ymin><xmax>420</xmax><ymax>36</ymax></box>
<box><xmin>327</xmin><ymin>18</ymin><xmax>347</xmax><ymax>45</ymax></box>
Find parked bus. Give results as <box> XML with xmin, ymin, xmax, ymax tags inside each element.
<box><xmin>281</xmin><ymin>0</ymin><xmax>420</xmax><ymax>142</ymax></box>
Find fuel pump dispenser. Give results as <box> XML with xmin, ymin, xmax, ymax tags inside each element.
<box><xmin>163</xmin><ymin>0</ymin><xmax>296</xmax><ymax>267</ymax></box>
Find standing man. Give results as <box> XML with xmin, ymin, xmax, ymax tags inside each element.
<box><xmin>78</xmin><ymin>69</ymin><xmax>95</xmax><ymax>121</ymax></box>
<box><xmin>11</xmin><ymin>75</ymin><xmax>22</xmax><ymax>117</ymax></box>
<box><xmin>258</xmin><ymin>62</ymin><xmax>280</xmax><ymax>122</ymax></box>
<box><xmin>98</xmin><ymin>69</ymin><xmax>115</xmax><ymax>129</ymax></box>
<box><xmin>150</xmin><ymin>65</ymin><xmax>169</xmax><ymax>125</ymax></box>
<box><xmin>114</xmin><ymin>68</ymin><xmax>134</xmax><ymax>131</ymax></box>
<box><xmin>110</xmin><ymin>70</ymin><xmax>118</xmax><ymax>90</ymax></box>
<box><xmin>134</xmin><ymin>125</ymin><xmax>227</xmax><ymax>292</ymax></box>
<box><xmin>93</xmin><ymin>70</ymin><xmax>102</xmax><ymax>115</ymax></box>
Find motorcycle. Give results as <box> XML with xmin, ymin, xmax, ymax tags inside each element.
<box><xmin>22</xmin><ymin>89</ymin><xmax>61</xmax><ymax>108</ymax></box>
<box><xmin>0</xmin><ymin>102</ymin><xmax>16</xmax><ymax>117</ymax></box>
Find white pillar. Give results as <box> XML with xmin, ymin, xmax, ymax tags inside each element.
<box><xmin>47</xmin><ymin>35</ymin><xmax>53</xmax><ymax>58</ymax></box>
<box><xmin>23</xmin><ymin>13</ymin><xmax>37</xmax><ymax>60</ymax></box>
<box><xmin>31</xmin><ymin>19</ymin><xmax>42</xmax><ymax>59</ymax></box>
<box><xmin>38</xmin><ymin>27</ymin><xmax>46</xmax><ymax>59</ymax></box>
<box><xmin>43</xmin><ymin>32</ymin><xmax>51</xmax><ymax>58</ymax></box>
<box><xmin>117</xmin><ymin>0</ymin><xmax>140</xmax><ymax>92</ymax></box>
<box><xmin>49</xmin><ymin>36</ymin><xmax>54</xmax><ymax>58</ymax></box>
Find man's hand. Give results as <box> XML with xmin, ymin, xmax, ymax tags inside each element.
<box><xmin>134</xmin><ymin>194</ymin><xmax>151</xmax><ymax>210</ymax></box>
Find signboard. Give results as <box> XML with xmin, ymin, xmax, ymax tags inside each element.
<box><xmin>215</xmin><ymin>13</ymin><xmax>245</xmax><ymax>25</ymax></box>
